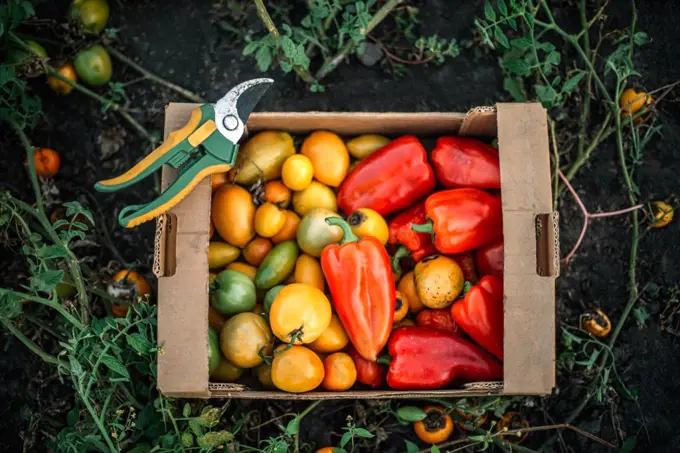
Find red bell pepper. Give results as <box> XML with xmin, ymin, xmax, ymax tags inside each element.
<box><xmin>451</xmin><ymin>252</ymin><xmax>478</xmax><ymax>283</ymax></box>
<box><xmin>321</xmin><ymin>217</ymin><xmax>395</xmax><ymax>361</ymax></box>
<box><xmin>431</xmin><ymin>137</ymin><xmax>501</xmax><ymax>189</ymax></box>
<box><xmin>386</xmin><ymin>326</ymin><xmax>503</xmax><ymax>390</ymax></box>
<box><xmin>338</xmin><ymin>136</ymin><xmax>436</xmax><ymax>217</ymax></box>
<box><xmin>412</xmin><ymin>188</ymin><xmax>503</xmax><ymax>254</ymax></box>
<box><xmin>348</xmin><ymin>346</ymin><xmax>386</xmax><ymax>388</ymax></box>
<box><xmin>451</xmin><ymin>275</ymin><xmax>504</xmax><ymax>360</ymax></box>
<box><xmin>416</xmin><ymin>308</ymin><xmax>463</xmax><ymax>336</ymax></box>
<box><xmin>476</xmin><ymin>241</ymin><xmax>504</xmax><ymax>279</ymax></box>
<box><xmin>388</xmin><ymin>202</ymin><xmax>437</xmax><ymax>265</ymax></box>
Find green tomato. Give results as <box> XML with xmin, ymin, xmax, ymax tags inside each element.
<box><xmin>263</xmin><ymin>285</ymin><xmax>285</xmax><ymax>316</ymax></box>
<box><xmin>210</xmin><ymin>270</ymin><xmax>257</xmax><ymax>316</ymax></box>
<box><xmin>255</xmin><ymin>241</ymin><xmax>299</xmax><ymax>289</ymax></box>
<box><xmin>296</xmin><ymin>208</ymin><xmax>343</xmax><ymax>257</ymax></box>
<box><xmin>208</xmin><ymin>328</ymin><xmax>220</xmax><ymax>376</ymax></box>
<box><xmin>5</xmin><ymin>40</ymin><xmax>48</xmax><ymax>64</ymax></box>
<box><xmin>70</xmin><ymin>0</ymin><xmax>109</xmax><ymax>34</ymax></box>
<box><xmin>74</xmin><ymin>44</ymin><xmax>112</xmax><ymax>86</ymax></box>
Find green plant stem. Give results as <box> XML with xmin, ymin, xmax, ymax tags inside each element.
<box><xmin>9</xmin><ymin>121</ymin><xmax>90</xmax><ymax>324</ymax></box>
<box><xmin>576</xmin><ymin>0</ymin><xmax>593</xmax><ymax>161</ymax></box>
<box><xmin>74</xmin><ymin>376</ymin><xmax>118</xmax><ymax>453</ymax></box>
<box><xmin>550</xmin><ymin>119</ymin><xmax>559</xmax><ymax>209</ymax></box>
<box><xmin>2</xmin><ymin>320</ymin><xmax>67</xmax><ymax>367</ymax></box>
<box><xmin>0</xmin><ymin>290</ymin><xmax>82</xmax><ymax>328</ymax></box>
<box><xmin>315</xmin><ymin>0</ymin><xmax>404</xmax><ymax>81</ymax></box>
<box><xmin>253</xmin><ymin>0</ymin><xmax>316</xmax><ymax>84</ymax></box>
<box><xmin>104</xmin><ymin>46</ymin><xmax>206</xmax><ymax>103</ymax></box>
<box><xmin>9</xmin><ymin>32</ymin><xmax>156</xmax><ymax>144</ymax></box>
<box><xmin>294</xmin><ymin>400</ymin><xmax>323</xmax><ymax>453</ymax></box>
<box><xmin>22</xmin><ymin>312</ymin><xmax>67</xmax><ymax>341</ymax></box>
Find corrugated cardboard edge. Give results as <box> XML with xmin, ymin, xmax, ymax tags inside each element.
<box><xmin>156</xmin><ymin>103</ymin><xmax>212</xmax><ymax>398</ymax></box>
<box><xmin>496</xmin><ymin>103</ymin><xmax>556</xmax><ymax>395</ymax></box>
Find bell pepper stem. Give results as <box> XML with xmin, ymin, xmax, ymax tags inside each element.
<box><xmin>391</xmin><ymin>245</ymin><xmax>412</xmax><ymax>274</ymax></box>
<box><xmin>411</xmin><ymin>220</ymin><xmax>435</xmax><ymax>241</ymax></box>
<box><xmin>377</xmin><ymin>354</ymin><xmax>392</xmax><ymax>366</ymax></box>
<box><xmin>325</xmin><ymin>217</ymin><xmax>360</xmax><ymax>244</ymax></box>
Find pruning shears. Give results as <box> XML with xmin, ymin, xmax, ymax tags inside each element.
<box><xmin>95</xmin><ymin>78</ymin><xmax>274</xmax><ymax>228</ymax></box>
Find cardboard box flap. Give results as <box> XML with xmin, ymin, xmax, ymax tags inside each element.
<box><xmin>156</xmin><ymin>103</ymin><xmax>211</xmax><ymax>398</ymax></box>
<box><xmin>496</xmin><ymin>103</ymin><xmax>556</xmax><ymax>394</ymax></box>
<box><xmin>459</xmin><ymin>106</ymin><xmax>497</xmax><ymax>137</ymax></box>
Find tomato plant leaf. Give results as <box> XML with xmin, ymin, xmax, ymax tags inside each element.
<box><xmin>405</xmin><ymin>440</ymin><xmax>420</xmax><ymax>453</ymax></box>
<box><xmin>127</xmin><ymin>333</ymin><xmax>152</xmax><ymax>354</ymax></box>
<box><xmin>494</xmin><ymin>25</ymin><xmax>509</xmax><ymax>48</ymax></box>
<box><xmin>484</xmin><ymin>1</ymin><xmax>496</xmax><ymax>21</ymax></box>
<box><xmin>354</xmin><ymin>428</ymin><xmax>374</xmax><ymax>438</ymax></box>
<box><xmin>503</xmin><ymin>59</ymin><xmax>530</xmax><ymax>76</ymax></box>
<box><xmin>340</xmin><ymin>432</ymin><xmax>352</xmax><ymax>448</ymax></box>
<box><xmin>286</xmin><ymin>417</ymin><xmax>299</xmax><ymax>435</ymax></box>
<box><xmin>431</xmin><ymin>445</ymin><xmax>441</xmax><ymax>453</ymax></box>
<box><xmin>561</xmin><ymin>72</ymin><xmax>586</xmax><ymax>94</ymax></box>
<box><xmin>100</xmin><ymin>354</ymin><xmax>130</xmax><ymax>379</ymax></box>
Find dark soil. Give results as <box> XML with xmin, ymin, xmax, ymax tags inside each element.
<box><xmin>2</xmin><ymin>0</ymin><xmax>680</xmax><ymax>452</ymax></box>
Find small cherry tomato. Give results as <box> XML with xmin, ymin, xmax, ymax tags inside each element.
<box><xmin>619</xmin><ymin>88</ymin><xmax>654</xmax><ymax>121</ymax></box>
<box><xmin>292</xmin><ymin>181</ymin><xmax>337</xmax><ymax>216</ymax></box>
<box><xmin>347</xmin><ymin>208</ymin><xmax>389</xmax><ymax>245</ymax></box>
<box><xmin>33</xmin><ymin>148</ymin><xmax>60</xmax><ymax>178</ymax></box>
<box><xmin>393</xmin><ymin>290</ymin><xmax>409</xmax><ymax>322</ymax></box>
<box><xmin>651</xmin><ymin>201</ymin><xmax>674</xmax><ymax>228</ymax></box>
<box><xmin>261</xmin><ymin>180</ymin><xmax>292</xmax><ymax>208</ymax></box>
<box><xmin>322</xmin><ymin>352</ymin><xmax>357</xmax><ymax>391</ymax></box>
<box><xmin>73</xmin><ymin>44</ymin><xmax>112</xmax><ymax>86</ymax></box>
<box><xmin>308</xmin><ymin>314</ymin><xmax>349</xmax><ymax>354</ymax></box>
<box><xmin>243</xmin><ymin>237</ymin><xmax>273</xmax><ymax>267</ymax></box>
<box><xmin>294</xmin><ymin>254</ymin><xmax>325</xmax><ymax>292</ymax></box>
<box><xmin>301</xmin><ymin>131</ymin><xmax>349</xmax><ymax>187</ymax></box>
<box><xmin>271</xmin><ymin>345</ymin><xmax>324</xmax><ymax>393</ymax></box>
<box><xmin>208</xmin><ymin>241</ymin><xmax>240</xmax><ymax>269</ymax></box>
<box><xmin>497</xmin><ymin>412</ymin><xmax>530</xmax><ymax>444</ymax></box>
<box><xmin>413</xmin><ymin>406</ymin><xmax>454</xmax><ymax>444</ymax></box>
<box><xmin>226</xmin><ymin>262</ymin><xmax>257</xmax><ymax>281</ymax></box>
<box><xmin>255</xmin><ymin>202</ymin><xmax>286</xmax><ymax>238</ymax></box>
<box><xmin>48</xmin><ymin>62</ymin><xmax>78</xmax><ymax>95</ymax></box>
<box><xmin>580</xmin><ymin>308</ymin><xmax>611</xmax><ymax>338</ymax></box>
<box><xmin>220</xmin><ymin>312</ymin><xmax>272</xmax><ymax>368</ymax></box>
<box><xmin>398</xmin><ymin>271</ymin><xmax>425</xmax><ymax>314</ymax></box>
<box><xmin>346</xmin><ymin>134</ymin><xmax>390</xmax><ymax>160</ymax></box>
<box><xmin>271</xmin><ymin>210</ymin><xmax>300</xmax><ymax>244</ymax></box>
<box><xmin>269</xmin><ymin>283</ymin><xmax>332</xmax><ymax>344</ymax></box>
<box><xmin>414</xmin><ymin>255</ymin><xmax>465</xmax><ymax>309</ymax></box>
<box><xmin>282</xmin><ymin>155</ymin><xmax>314</xmax><ymax>191</ymax></box>
<box><xmin>211</xmin><ymin>172</ymin><xmax>228</xmax><ymax>192</ymax></box>
<box><xmin>109</xmin><ymin>270</ymin><xmax>152</xmax><ymax>317</ymax></box>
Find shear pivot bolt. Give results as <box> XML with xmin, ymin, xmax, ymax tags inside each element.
<box><xmin>222</xmin><ymin>114</ymin><xmax>239</xmax><ymax>131</ymax></box>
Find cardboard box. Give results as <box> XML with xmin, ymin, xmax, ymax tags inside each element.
<box><xmin>155</xmin><ymin>103</ymin><xmax>559</xmax><ymax>399</ymax></box>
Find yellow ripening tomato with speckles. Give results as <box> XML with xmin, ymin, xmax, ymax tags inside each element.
<box><xmin>414</xmin><ymin>255</ymin><xmax>464</xmax><ymax>309</ymax></box>
<box><xmin>301</xmin><ymin>131</ymin><xmax>349</xmax><ymax>187</ymax></box>
<box><xmin>269</xmin><ymin>283</ymin><xmax>332</xmax><ymax>344</ymax></box>
<box><xmin>271</xmin><ymin>345</ymin><xmax>324</xmax><ymax>393</ymax></box>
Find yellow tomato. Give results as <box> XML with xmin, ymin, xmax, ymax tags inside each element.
<box><xmin>254</xmin><ymin>202</ymin><xmax>286</xmax><ymax>238</ymax></box>
<box><xmin>619</xmin><ymin>88</ymin><xmax>653</xmax><ymax>119</ymax></box>
<box><xmin>243</xmin><ymin>237</ymin><xmax>273</xmax><ymax>267</ymax></box>
<box><xmin>271</xmin><ymin>345</ymin><xmax>324</xmax><ymax>393</ymax></box>
<box><xmin>308</xmin><ymin>314</ymin><xmax>349</xmax><ymax>354</ymax></box>
<box><xmin>651</xmin><ymin>201</ymin><xmax>674</xmax><ymax>228</ymax></box>
<box><xmin>211</xmin><ymin>358</ymin><xmax>244</xmax><ymax>382</ymax></box>
<box><xmin>226</xmin><ymin>262</ymin><xmax>257</xmax><ymax>282</ymax></box>
<box><xmin>220</xmin><ymin>312</ymin><xmax>272</xmax><ymax>368</ymax></box>
<box><xmin>294</xmin><ymin>254</ymin><xmax>325</xmax><ymax>292</ymax></box>
<box><xmin>399</xmin><ymin>271</ymin><xmax>425</xmax><ymax>314</ymax></box>
<box><xmin>282</xmin><ymin>154</ymin><xmax>314</xmax><ymax>191</ymax></box>
<box><xmin>269</xmin><ymin>283</ymin><xmax>332</xmax><ymax>344</ymax></box>
<box><xmin>414</xmin><ymin>255</ymin><xmax>464</xmax><ymax>309</ymax></box>
<box><xmin>212</xmin><ymin>185</ymin><xmax>255</xmax><ymax>247</ymax></box>
<box><xmin>346</xmin><ymin>134</ymin><xmax>390</xmax><ymax>159</ymax></box>
<box><xmin>208</xmin><ymin>241</ymin><xmax>240</xmax><ymax>269</ymax></box>
<box><xmin>322</xmin><ymin>352</ymin><xmax>357</xmax><ymax>391</ymax></box>
<box><xmin>347</xmin><ymin>208</ymin><xmax>389</xmax><ymax>244</ymax></box>
<box><xmin>255</xmin><ymin>363</ymin><xmax>276</xmax><ymax>389</ymax></box>
<box><xmin>271</xmin><ymin>210</ymin><xmax>300</xmax><ymax>244</ymax></box>
<box><xmin>292</xmin><ymin>181</ymin><xmax>337</xmax><ymax>216</ymax></box>
<box><xmin>393</xmin><ymin>291</ymin><xmax>409</xmax><ymax>322</ymax></box>
<box><xmin>301</xmin><ymin>131</ymin><xmax>350</xmax><ymax>187</ymax></box>
<box><xmin>230</xmin><ymin>131</ymin><xmax>296</xmax><ymax>185</ymax></box>
<box><xmin>48</xmin><ymin>62</ymin><xmax>78</xmax><ymax>95</ymax></box>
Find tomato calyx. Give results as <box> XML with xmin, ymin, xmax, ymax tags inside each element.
<box><xmin>422</xmin><ymin>410</ymin><xmax>447</xmax><ymax>432</ymax></box>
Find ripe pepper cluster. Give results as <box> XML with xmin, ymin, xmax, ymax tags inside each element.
<box><xmin>205</xmin><ymin>130</ymin><xmax>505</xmax><ymax>392</ymax></box>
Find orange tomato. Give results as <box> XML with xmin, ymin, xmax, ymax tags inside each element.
<box><xmin>316</xmin><ymin>448</ymin><xmax>337</xmax><ymax>453</ymax></box>
<box><xmin>243</xmin><ymin>237</ymin><xmax>273</xmax><ymax>267</ymax></box>
<box><xmin>33</xmin><ymin>148</ymin><xmax>60</xmax><ymax>178</ymax></box>
<box><xmin>47</xmin><ymin>62</ymin><xmax>77</xmax><ymax>95</ymax></box>
<box><xmin>212</xmin><ymin>185</ymin><xmax>255</xmax><ymax>247</ymax></box>
<box><xmin>271</xmin><ymin>210</ymin><xmax>300</xmax><ymax>244</ymax></box>
<box><xmin>619</xmin><ymin>88</ymin><xmax>653</xmax><ymax>120</ymax></box>
<box><xmin>322</xmin><ymin>352</ymin><xmax>357</xmax><ymax>391</ymax></box>
<box><xmin>110</xmin><ymin>270</ymin><xmax>152</xmax><ymax>317</ymax></box>
<box><xmin>300</xmin><ymin>131</ymin><xmax>350</xmax><ymax>187</ymax></box>
<box><xmin>294</xmin><ymin>254</ymin><xmax>325</xmax><ymax>292</ymax></box>
<box><xmin>398</xmin><ymin>271</ymin><xmax>424</xmax><ymax>314</ymax></box>
<box><xmin>271</xmin><ymin>345</ymin><xmax>324</xmax><ymax>393</ymax></box>
<box><xmin>393</xmin><ymin>291</ymin><xmax>409</xmax><ymax>322</ymax></box>
<box><xmin>254</xmin><ymin>203</ymin><xmax>286</xmax><ymax>238</ymax></box>
<box><xmin>651</xmin><ymin>201</ymin><xmax>674</xmax><ymax>228</ymax></box>
<box><xmin>211</xmin><ymin>172</ymin><xmax>229</xmax><ymax>192</ymax></box>
<box><xmin>261</xmin><ymin>180</ymin><xmax>292</xmax><ymax>208</ymax></box>
<box><xmin>414</xmin><ymin>406</ymin><xmax>454</xmax><ymax>444</ymax></box>
<box><xmin>308</xmin><ymin>315</ymin><xmax>349</xmax><ymax>354</ymax></box>
<box><xmin>226</xmin><ymin>262</ymin><xmax>258</xmax><ymax>281</ymax></box>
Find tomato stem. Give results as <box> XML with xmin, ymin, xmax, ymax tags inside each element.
<box><xmin>325</xmin><ymin>217</ymin><xmax>359</xmax><ymax>244</ymax></box>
